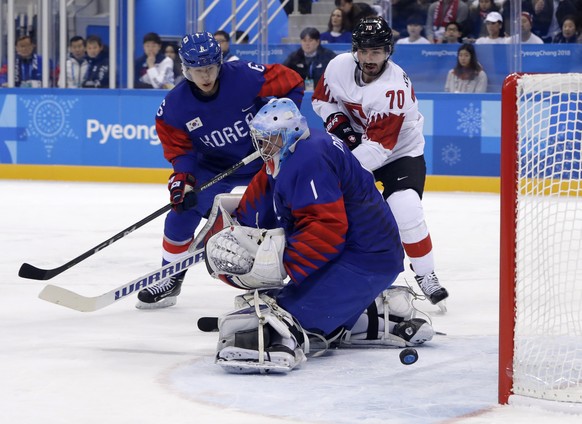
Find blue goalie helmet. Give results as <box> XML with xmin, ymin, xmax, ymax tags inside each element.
<box><xmin>179</xmin><ymin>32</ymin><xmax>222</xmax><ymax>68</ymax></box>
<box><xmin>250</xmin><ymin>98</ymin><xmax>309</xmax><ymax>178</ymax></box>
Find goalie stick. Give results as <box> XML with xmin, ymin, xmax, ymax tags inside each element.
<box><xmin>19</xmin><ymin>150</ymin><xmax>261</xmax><ymax>281</ymax></box>
<box><xmin>38</xmin><ymin>248</ymin><xmax>205</xmax><ymax>312</ymax></box>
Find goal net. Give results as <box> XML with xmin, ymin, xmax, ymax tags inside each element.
<box><xmin>499</xmin><ymin>73</ymin><xmax>582</xmax><ymax>406</ymax></box>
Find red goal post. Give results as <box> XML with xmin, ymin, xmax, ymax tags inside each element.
<box><xmin>499</xmin><ymin>73</ymin><xmax>582</xmax><ymax>407</ymax></box>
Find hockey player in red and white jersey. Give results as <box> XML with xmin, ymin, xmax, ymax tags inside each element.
<box><xmin>312</xmin><ymin>16</ymin><xmax>449</xmax><ymax>309</ymax></box>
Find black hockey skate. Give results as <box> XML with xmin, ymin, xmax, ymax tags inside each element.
<box><xmin>414</xmin><ymin>271</ymin><xmax>449</xmax><ymax>305</ymax></box>
<box><xmin>136</xmin><ymin>271</ymin><xmax>186</xmax><ymax>309</ymax></box>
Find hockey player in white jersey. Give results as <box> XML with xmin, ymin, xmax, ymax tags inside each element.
<box><xmin>312</xmin><ymin>16</ymin><xmax>449</xmax><ymax>309</ymax></box>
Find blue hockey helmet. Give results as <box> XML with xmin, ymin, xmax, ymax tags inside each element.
<box><xmin>179</xmin><ymin>32</ymin><xmax>222</xmax><ymax>69</ymax></box>
<box><xmin>250</xmin><ymin>98</ymin><xmax>309</xmax><ymax>178</ymax></box>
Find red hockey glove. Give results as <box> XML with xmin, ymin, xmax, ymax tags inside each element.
<box><xmin>325</xmin><ymin>112</ymin><xmax>362</xmax><ymax>150</ymax></box>
<box><xmin>168</xmin><ymin>172</ymin><xmax>198</xmax><ymax>212</ymax></box>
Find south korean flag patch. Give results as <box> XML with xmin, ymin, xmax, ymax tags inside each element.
<box><xmin>186</xmin><ymin>117</ymin><xmax>203</xmax><ymax>132</ymax></box>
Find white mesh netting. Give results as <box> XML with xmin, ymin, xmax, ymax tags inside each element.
<box><xmin>513</xmin><ymin>73</ymin><xmax>582</xmax><ymax>403</ymax></box>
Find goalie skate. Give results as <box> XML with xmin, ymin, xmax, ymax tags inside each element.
<box><xmin>135</xmin><ymin>271</ymin><xmax>185</xmax><ymax>309</ymax></box>
<box><xmin>216</xmin><ymin>345</ymin><xmax>306</xmax><ymax>374</ymax></box>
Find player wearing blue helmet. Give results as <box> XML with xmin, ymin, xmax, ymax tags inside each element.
<box><xmin>203</xmin><ymin>98</ymin><xmax>434</xmax><ymax>373</ymax></box>
<box><xmin>135</xmin><ymin>32</ymin><xmax>175</xmax><ymax>89</ymax></box>
<box><xmin>249</xmin><ymin>98</ymin><xmax>310</xmax><ymax>178</ymax></box>
<box><xmin>178</xmin><ymin>32</ymin><xmax>223</xmax><ymax>94</ymax></box>
<box><xmin>136</xmin><ymin>33</ymin><xmax>304</xmax><ymax>309</ymax></box>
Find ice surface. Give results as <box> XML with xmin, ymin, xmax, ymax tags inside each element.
<box><xmin>1</xmin><ymin>180</ymin><xmax>580</xmax><ymax>423</ymax></box>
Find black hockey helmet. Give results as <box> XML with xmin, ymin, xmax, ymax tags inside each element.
<box><xmin>352</xmin><ymin>16</ymin><xmax>394</xmax><ymax>56</ymax></box>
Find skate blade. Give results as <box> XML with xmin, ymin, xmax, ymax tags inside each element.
<box><xmin>135</xmin><ymin>296</ymin><xmax>177</xmax><ymax>310</ymax></box>
<box><xmin>216</xmin><ymin>346</ymin><xmax>298</xmax><ymax>374</ymax></box>
<box><xmin>216</xmin><ymin>358</ymin><xmax>294</xmax><ymax>374</ymax></box>
<box><xmin>436</xmin><ymin>299</ymin><xmax>448</xmax><ymax>314</ymax></box>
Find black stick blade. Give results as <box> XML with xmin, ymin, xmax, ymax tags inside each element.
<box><xmin>19</xmin><ymin>263</ymin><xmax>62</xmax><ymax>280</ymax></box>
<box><xmin>197</xmin><ymin>317</ymin><xmax>219</xmax><ymax>332</ymax></box>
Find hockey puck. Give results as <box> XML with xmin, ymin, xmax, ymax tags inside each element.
<box><xmin>399</xmin><ymin>348</ymin><xmax>419</xmax><ymax>365</ymax></box>
<box><xmin>197</xmin><ymin>316</ymin><xmax>219</xmax><ymax>332</ymax></box>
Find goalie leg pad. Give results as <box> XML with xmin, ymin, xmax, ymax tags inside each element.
<box><xmin>393</xmin><ymin>318</ymin><xmax>435</xmax><ymax>345</ymax></box>
<box><xmin>215</xmin><ymin>292</ymin><xmax>306</xmax><ymax>374</ymax></box>
<box><xmin>339</xmin><ymin>287</ymin><xmax>435</xmax><ymax>348</ymax></box>
<box><xmin>233</xmin><ymin>288</ymin><xmax>282</xmax><ymax>309</ymax></box>
<box><xmin>206</xmin><ymin>226</ymin><xmax>287</xmax><ymax>290</ymax></box>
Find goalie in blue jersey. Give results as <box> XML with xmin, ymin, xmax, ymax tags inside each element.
<box><xmin>204</xmin><ymin>98</ymin><xmax>435</xmax><ymax>373</ymax></box>
<box><xmin>136</xmin><ymin>32</ymin><xmax>304</xmax><ymax>309</ymax></box>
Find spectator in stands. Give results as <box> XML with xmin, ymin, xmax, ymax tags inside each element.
<box><xmin>3</xmin><ymin>35</ymin><xmax>46</xmax><ymax>87</ymax></box>
<box><xmin>466</xmin><ymin>0</ymin><xmax>500</xmax><ymax>40</ymax></box>
<box><xmin>213</xmin><ymin>31</ymin><xmax>240</xmax><ymax>61</ymax></box>
<box><xmin>391</xmin><ymin>0</ymin><xmax>428</xmax><ymax>40</ymax></box>
<box><xmin>83</xmin><ymin>35</ymin><xmax>109</xmax><ymax>88</ymax></box>
<box><xmin>164</xmin><ymin>42</ymin><xmax>184</xmax><ymax>85</ymax></box>
<box><xmin>441</xmin><ymin>21</ymin><xmax>463</xmax><ymax>43</ymax></box>
<box><xmin>336</xmin><ymin>0</ymin><xmax>377</xmax><ymax>32</ymax></box>
<box><xmin>444</xmin><ymin>43</ymin><xmax>488</xmax><ymax>93</ymax></box>
<box><xmin>527</xmin><ymin>0</ymin><xmax>578</xmax><ymax>43</ymax></box>
<box><xmin>551</xmin><ymin>14</ymin><xmax>579</xmax><ymax>43</ymax></box>
<box><xmin>475</xmin><ymin>11</ymin><xmax>506</xmax><ymax>43</ymax></box>
<box><xmin>396</xmin><ymin>15</ymin><xmax>431</xmax><ymax>44</ymax></box>
<box><xmin>134</xmin><ymin>32</ymin><xmax>174</xmax><ymax>89</ymax></box>
<box><xmin>425</xmin><ymin>0</ymin><xmax>469</xmax><ymax>43</ymax></box>
<box><xmin>282</xmin><ymin>27</ymin><xmax>336</xmax><ymax>91</ymax></box>
<box><xmin>320</xmin><ymin>8</ymin><xmax>352</xmax><ymax>44</ymax></box>
<box><xmin>58</xmin><ymin>36</ymin><xmax>89</xmax><ymax>88</ymax></box>
<box><xmin>518</xmin><ymin>12</ymin><xmax>545</xmax><ymax>44</ymax></box>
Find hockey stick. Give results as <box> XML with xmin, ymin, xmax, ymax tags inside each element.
<box><xmin>19</xmin><ymin>150</ymin><xmax>261</xmax><ymax>281</ymax></box>
<box><xmin>38</xmin><ymin>248</ymin><xmax>205</xmax><ymax>312</ymax></box>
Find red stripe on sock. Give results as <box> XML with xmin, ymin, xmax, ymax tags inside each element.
<box><xmin>163</xmin><ymin>239</ymin><xmax>191</xmax><ymax>255</ymax></box>
<box><xmin>402</xmin><ymin>235</ymin><xmax>433</xmax><ymax>258</ymax></box>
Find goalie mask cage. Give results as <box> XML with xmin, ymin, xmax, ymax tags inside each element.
<box><xmin>499</xmin><ymin>73</ymin><xmax>582</xmax><ymax>408</ymax></box>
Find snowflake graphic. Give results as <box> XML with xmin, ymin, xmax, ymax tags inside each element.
<box><xmin>19</xmin><ymin>95</ymin><xmax>78</xmax><ymax>158</ymax></box>
<box><xmin>442</xmin><ymin>143</ymin><xmax>461</xmax><ymax>166</ymax></box>
<box><xmin>456</xmin><ymin>103</ymin><xmax>481</xmax><ymax>138</ymax></box>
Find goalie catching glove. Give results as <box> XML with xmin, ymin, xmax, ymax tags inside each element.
<box><xmin>325</xmin><ymin>112</ymin><xmax>362</xmax><ymax>150</ymax></box>
<box><xmin>168</xmin><ymin>172</ymin><xmax>198</xmax><ymax>212</ymax></box>
<box><xmin>205</xmin><ymin>225</ymin><xmax>287</xmax><ymax>290</ymax></box>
